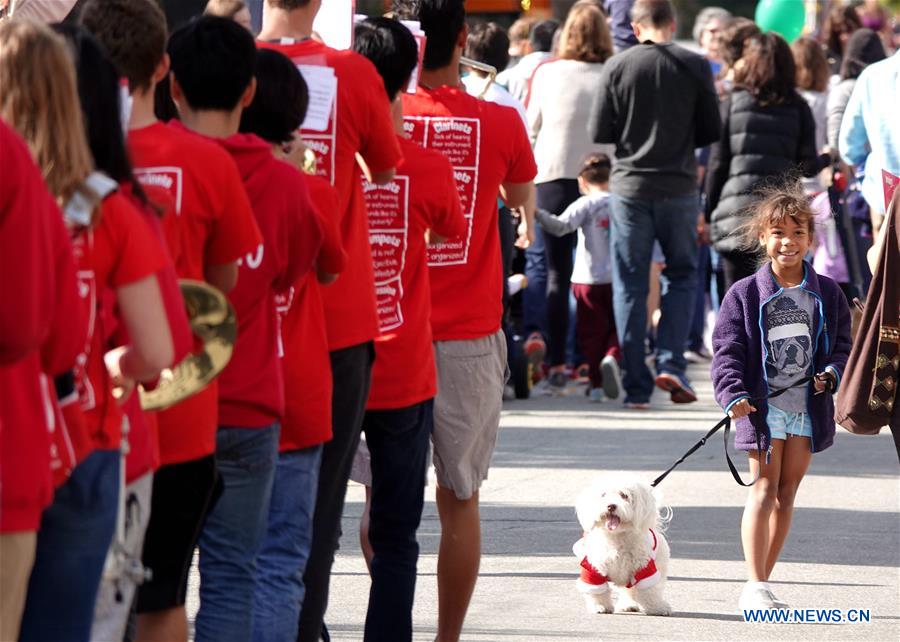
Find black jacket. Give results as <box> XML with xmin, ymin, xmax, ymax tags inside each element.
<box><xmin>595</xmin><ymin>41</ymin><xmax>720</xmax><ymax>199</ymax></box>
<box><xmin>705</xmin><ymin>89</ymin><xmax>821</xmax><ymax>253</ymax></box>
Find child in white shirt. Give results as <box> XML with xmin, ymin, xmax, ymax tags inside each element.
<box><xmin>536</xmin><ymin>154</ymin><xmax>621</xmax><ymax>401</ymax></box>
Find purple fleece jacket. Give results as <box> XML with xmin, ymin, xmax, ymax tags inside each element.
<box><xmin>711</xmin><ymin>262</ymin><xmax>852</xmax><ymax>454</ymax></box>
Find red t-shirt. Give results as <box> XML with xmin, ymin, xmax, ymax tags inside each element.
<box><xmin>70</xmin><ymin>192</ymin><xmax>169</xmax><ymax>452</ymax></box>
<box><xmin>402</xmin><ymin>86</ymin><xmax>537</xmax><ymax>341</ymax></box>
<box><xmin>0</xmin><ymin>122</ymin><xmax>85</xmax><ymax>531</ymax></box>
<box><xmin>278</xmin><ymin>176</ymin><xmax>346</xmax><ymax>452</ymax></box>
<box><xmin>128</xmin><ymin>121</ymin><xmax>262</xmax><ymax>465</ymax></box>
<box><xmin>209</xmin><ymin>133</ymin><xmax>323</xmax><ymax>428</ymax></box>
<box><xmin>118</xmin><ymin>183</ymin><xmax>193</xmax><ymax>484</ymax></box>
<box><xmin>366</xmin><ymin>136</ymin><xmax>465</xmax><ymax>410</ymax></box>
<box><xmin>258</xmin><ymin>39</ymin><xmax>402</xmax><ymax>351</ymax></box>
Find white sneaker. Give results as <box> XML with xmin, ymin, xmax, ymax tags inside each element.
<box><xmin>600</xmin><ymin>355</ymin><xmax>621</xmax><ymax>400</ymax></box>
<box><xmin>588</xmin><ymin>387</ymin><xmax>606</xmax><ymax>403</ymax></box>
<box><xmin>738</xmin><ymin>581</ymin><xmax>777</xmax><ymax>613</ymax></box>
<box><xmin>768</xmin><ymin>587</ymin><xmax>789</xmax><ymax>609</ymax></box>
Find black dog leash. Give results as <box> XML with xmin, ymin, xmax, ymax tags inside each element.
<box><xmin>650</xmin><ymin>375</ymin><xmax>824</xmax><ymax>488</ymax></box>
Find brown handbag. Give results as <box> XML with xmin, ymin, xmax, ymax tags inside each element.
<box><xmin>835</xmin><ymin>191</ymin><xmax>900</xmax><ymax>434</ymax></box>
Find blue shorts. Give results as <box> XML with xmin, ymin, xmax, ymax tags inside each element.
<box><xmin>768</xmin><ymin>405</ymin><xmax>813</xmax><ymax>441</ymax></box>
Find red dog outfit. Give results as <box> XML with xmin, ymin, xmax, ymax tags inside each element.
<box><xmin>574</xmin><ymin>529</ymin><xmax>661</xmax><ymax>592</ymax></box>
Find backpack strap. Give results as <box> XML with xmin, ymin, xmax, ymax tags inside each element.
<box><xmin>63</xmin><ymin>171</ymin><xmax>118</xmax><ymax>227</ymax></box>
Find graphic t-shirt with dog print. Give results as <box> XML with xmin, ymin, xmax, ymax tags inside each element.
<box><xmin>765</xmin><ymin>287</ymin><xmax>815</xmax><ymax>413</ymax></box>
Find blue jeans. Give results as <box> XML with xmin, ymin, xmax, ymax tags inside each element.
<box><xmin>688</xmin><ymin>243</ymin><xmax>710</xmax><ymax>352</ymax></box>
<box><xmin>363</xmin><ymin>399</ymin><xmax>434</xmax><ymax>642</ymax></box>
<box><xmin>609</xmin><ymin>193</ymin><xmax>698</xmax><ymax>402</ymax></box>
<box><xmin>19</xmin><ymin>449</ymin><xmax>120</xmax><ymax>642</ymax></box>
<box><xmin>252</xmin><ymin>445</ymin><xmax>322</xmax><ymax>642</ymax></box>
<box><xmin>298</xmin><ymin>342</ymin><xmax>374</xmax><ymax>642</ymax></box>
<box><xmin>523</xmin><ymin>222</ymin><xmax>548</xmax><ymax>337</ymax></box>
<box><xmin>196</xmin><ymin>423</ymin><xmax>280</xmax><ymax>642</ymax></box>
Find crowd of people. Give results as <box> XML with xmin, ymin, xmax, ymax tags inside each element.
<box><xmin>0</xmin><ymin>0</ymin><xmax>897</xmax><ymax>640</ymax></box>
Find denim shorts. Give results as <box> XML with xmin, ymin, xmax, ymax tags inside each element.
<box><xmin>768</xmin><ymin>405</ymin><xmax>813</xmax><ymax>440</ymax></box>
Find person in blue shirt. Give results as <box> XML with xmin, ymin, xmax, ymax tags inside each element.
<box><xmin>839</xmin><ymin>50</ymin><xmax>900</xmax><ymax>232</ymax></box>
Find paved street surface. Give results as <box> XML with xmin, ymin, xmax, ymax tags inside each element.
<box><xmin>189</xmin><ymin>363</ymin><xmax>900</xmax><ymax>640</ymax></box>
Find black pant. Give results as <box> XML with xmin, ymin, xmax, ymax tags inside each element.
<box><xmin>718</xmin><ymin>249</ymin><xmax>761</xmax><ymax>297</ymax></box>
<box><xmin>362</xmin><ymin>400</ymin><xmax>434</xmax><ymax>642</ymax></box>
<box><xmin>538</xmin><ymin>179</ymin><xmax>581</xmax><ymax>366</ymax></box>
<box><xmin>297</xmin><ymin>342</ymin><xmax>375</xmax><ymax>642</ymax></box>
<box><xmin>498</xmin><ymin>206</ymin><xmax>516</xmax><ymax>321</ymax></box>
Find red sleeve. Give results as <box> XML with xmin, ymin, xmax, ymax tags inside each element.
<box><xmin>40</xmin><ymin>214</ymin><xmax>87</xmax><ymax>376</ymax></box>
<box><xmin>120</xmin><ymin>186</ymin><xmax>193</xmax><ymax>363</ymax></box>
<box><xmin>274</xmin><ymin>168</ymin><xmax>324</xmax><ymax>293</ymax></box>
<box><xmin>308</xmin><ymin>178</ymin><xmax>346</xmax><ymax>275</ymax></box>
<box><xmin>429</xmin><ymin>154</ymin><xmax>467</xmax><ymax>240</ymax></box>
<box><xmin>496</xmin><ymin>104</ymin><xmax>538</xmax><ymax>184</ymax></box>
<box><xmin>0</xmin><ymin>122</ymin><xmax>55</xmax><ymax>363</ymax></box>
<box><xmin>205</xmin><ymin>155</ymin><xmax>263</xmax><ymax>265</ymax></box>
<box><xmin>103</xmin><ymin>193</ymin><xmax>169</xmax><ymax>287</ymax></box>
<box><xmin>357</xmin><ymin>57</ymin><xmax>403</xmax><ymax>175</ymax></box>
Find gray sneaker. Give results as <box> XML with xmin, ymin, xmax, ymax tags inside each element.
<box><xmin>547</xmin><ymin>370</ymin><xmax>568</xmax><ymax>389</ymax></box>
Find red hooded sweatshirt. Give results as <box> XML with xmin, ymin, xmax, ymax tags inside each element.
<box><xmin>211</xmin><ymin>133</ymin><xmax>324</xmax><ymax>427</ymax></box>
<box><xmin>0</xmin><ymin>122</ymin><xmax>86</xmax><ymax>531</ymax></box>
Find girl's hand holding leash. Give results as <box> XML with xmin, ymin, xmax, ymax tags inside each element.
<box><xmin>813</xmin><ymin>371</ymin><xmax>836</xmax><ymax>394</ymax></box>
<box><xmin>728</xmin><ymin>399</ymin><xmax>756</xmax><ymax>419</ymax></box>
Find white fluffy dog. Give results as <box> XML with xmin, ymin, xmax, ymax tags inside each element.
<box><xmin>573</xmin><ymin>473</ymin><xmax>672</xmax><ymax>616</ymax></box>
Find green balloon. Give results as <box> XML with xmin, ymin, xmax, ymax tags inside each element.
<box><xmin>755</xmin><ymin>0</ymin><xmax>806</xmax><ymax>43</ymax></box>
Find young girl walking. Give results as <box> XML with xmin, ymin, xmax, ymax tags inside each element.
<box><xmin>711</xmin><ymin>184</ymin><xmax>851</xmax><ymax>611</ymax></box>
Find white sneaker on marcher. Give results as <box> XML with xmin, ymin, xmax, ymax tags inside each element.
<box><xmin>738</xmin><ymin>581</ymin><xmax>777</xmax><ymax>614</ymax></box>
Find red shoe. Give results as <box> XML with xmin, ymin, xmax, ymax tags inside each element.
<box><xmin>524</xmin><ymin>332</ymin><xmax>546</xmax><ymax>365</ymax></box>
<box><xmin>654</xmin><ymin>372</ymin><xmax>698</xmax><ymax>404</ymax></box>
<box><xmin>524</xmin><ymin>333</ymin><xmax>546</xmax><ymax>384</ymax></box>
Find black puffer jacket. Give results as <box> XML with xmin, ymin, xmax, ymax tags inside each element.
<box><xmin>705</xmin><ymin>89</ymin><xmax>821</xmax><ymax>252</ymax></box>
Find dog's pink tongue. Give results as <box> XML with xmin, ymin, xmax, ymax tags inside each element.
<box><xmin>605</xmin><ymin>515</ymin><xmax>621</xmax><ymax>531</ymax></box>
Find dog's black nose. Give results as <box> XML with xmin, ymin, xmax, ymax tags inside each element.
<box><xmin>607</xmin><ymin>504</ymin><xmax>617</xmax><ymax>512</ymax></box>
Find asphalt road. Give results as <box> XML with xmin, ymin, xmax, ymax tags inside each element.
<box><xmin>188</xmin><ymin>362</ymin><xmax>900</xmax><ymax>641</ymax></box>
<box><xmin>323</xmin><ymin>363</ymin><xmax>900</xmax><ymax>641</ymax></box>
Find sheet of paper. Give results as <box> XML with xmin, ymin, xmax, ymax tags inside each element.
<box><xmin>297</xmin><ymin>65</ymin><xmax>337</xmax><ymax>133</ymax></box>
<box><xmin>313</xmin><ymin>0</ymin><xmax>355</xmax><ymax>50</ymax></box>
<box><xmin>399</xmin><ymin>20</ymin><xmax>426</xmax><ymax>94</ymax></box>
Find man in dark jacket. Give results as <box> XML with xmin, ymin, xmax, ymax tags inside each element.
<box><xmin>595</xmin><ymin>0</ymin><xmax>721</xmax><ymax>408</ymax></box>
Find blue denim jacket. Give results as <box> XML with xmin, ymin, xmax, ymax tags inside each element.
<box><xmin>711</xmin><ymin>263</ymin><xmax>852</xmax><ymax>454</ymax></box>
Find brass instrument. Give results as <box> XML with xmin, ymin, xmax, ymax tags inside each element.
<box><xmin>301</xmin><ymin>146</ymin><xmax>318</xmax><ymax>175</ymax></box>
<box><xmin>460</xmin><ymin>56</ymin><xmax>497</xmax><ymax>99</ymax></box>
<box><xmin>139</xmin><ymin>280</ymin><xmax>237</xmax><ymax>411</ymax></box>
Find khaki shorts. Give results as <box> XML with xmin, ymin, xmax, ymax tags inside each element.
<box><xmin>432</xmin><ymin>329</ymin><xmax>508</xmax><ymax>500</ymax></box>
<box><xmin>93</xmin><ymin>472</ymin><xmax>154</xmax><ymax>641</ymax></box>
<box><xmin>349</xmin><ymin>436</ymin><xmax>372</xmax><ymax>487</ymax></box>
<box><xmin>0</xmin><ymin>531</ymin><xmax>36</xmax><ymax>642</ymax></box>
<box><xmin>350</xmin><ymin>432</ymin><xmax>431</xmax><ymax>488</ymax></box>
